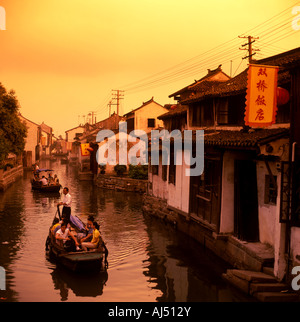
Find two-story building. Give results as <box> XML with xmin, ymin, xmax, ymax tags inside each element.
<box><xmin>123</xmin><ymin>97</ymin><xmax>169</xmax><ymax>134</ymax></box>
<box><xmin>18</xmin><ymin>114</ymin><xmax>41</xmax><ymax>168</ymax></box>
<box><xmin>40</xmin><ymin>122</ymin><xmax>53</xmax><ymax>158</ymax></box>
<box><xmin>143</xmin><ymin>48</ymin><xmax>300</xmax><ymax>282</ymax></box>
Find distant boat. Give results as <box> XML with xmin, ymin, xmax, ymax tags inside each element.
<box><xmin>31</xmin><ymin>180</ymin><xmax>61</xmax><ymax>192</ymax></box>
<box><xmin>31</xmin><ymin>169</ymin><xmax>61</xmax><ymax>193</ymax></box>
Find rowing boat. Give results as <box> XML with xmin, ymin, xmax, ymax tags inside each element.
<box><xmin>31</xmin><ymin>179</ymin><xmax>61</xmax><ymax>192</ymax></box>
<box><xmin>46</xmin><ymin>207</ymin><xmax>108</xmax><ymax>273</ymax></box>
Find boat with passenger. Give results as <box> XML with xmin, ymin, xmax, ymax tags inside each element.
<box><xmin>46</xmin><ymin>207</ymin><xmax>108</xmax><ymax>273</ymax></box>
<box><xmin>31</xmin><ymin>169</ymin><xmax>61</xmax><ymax>193</ymax></box>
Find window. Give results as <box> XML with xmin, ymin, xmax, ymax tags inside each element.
<box><xmin>190</xmin><ymin>101</ymin><xmax>214</xmax><ymax>127</ymax></box>
<box><xmin>148</xmin><ymin>118</ymin><xmax>155</xmax><ymax>128</ymax></box>
<box><xmin>217</xmin><ymin>101</ymin><xmax>229</xmax><ymax>125</ymax></box>
<box><xmin>265</xmin><ymin>175</ymin><xmax>277</xmax><ymax>205</ymax></box>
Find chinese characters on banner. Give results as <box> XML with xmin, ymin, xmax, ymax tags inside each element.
<box><xmin>245</xmin><ymin>64</ymin><xmax>279</xmax><ymax>127</ymax></box>
<box><xmin>80</xmin><ymin>143</ymin><xmax>90</xmax><ymax>156</ymax></box>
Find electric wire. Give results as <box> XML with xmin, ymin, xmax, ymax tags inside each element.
<box><xmin>93</xmin><ymin>1</ymin><xmax>300</xmax><ymax>119</ymax></box>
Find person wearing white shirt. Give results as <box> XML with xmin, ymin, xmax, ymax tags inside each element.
<box><xmin>58</xmin><ymin>187</ymin><xmax>72</xmax><ymax>222</ymax></box>
<box><xmin>55</xmin><ymin>222</ymin><xmax>79</xmax><ymax>250</ymax></box>
<box><xmin>40</xmin><ymin>176</ymin><xmax>48</xmax><ymax>186</ymax></box>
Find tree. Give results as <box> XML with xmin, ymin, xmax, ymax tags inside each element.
<box><xmin>0</xmin><ymin>83</ymin><xmax>27</xmax><ymax>165</ymax></box>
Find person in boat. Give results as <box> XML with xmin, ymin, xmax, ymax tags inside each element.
<box><xmin>48</xmin><ymin>173</ymin><xmax>54</xmax><ymax>185</ymax></box>
<box><xmin>53</xmin><ymin>174</ymin><xmax>59</xmax><ymax>184</ymax></box>
<box><xmin>55</xmin><ymin>222</ymin><xmax>79</xmax><ymax>250</ymax></box>
<box><xmin>81</xmin><ymin>221</ymin><xmax>103</xmax><ymax>252</ymax></box>
<box><xmin>33</xmin><ymin>162</ymin><xmax>39</xmax><ymax>172</ymax></box>
<box><xmin>77</xmin><ymin>215</ymin><xmax>94</xmax><ymax>245</ymax></box>
<box><xmin>57</xmin><ymin>187</ymin><xmax>72</xmax><ymax>223</ymax></box>
<box><xmin>40</xmin><ymin>176</ymin><xmax>48</xmax><ymax>186</ymax></box>
<box><xmin>51</xmin><ymin>218</ymin><xmax>61</xmax><ymax>235</ymax></box>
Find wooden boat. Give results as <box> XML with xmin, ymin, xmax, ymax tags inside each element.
<box><xmin>46</xmin><ymin>208</ymin><xmax>108</xmax><ymax>273</ymax></box>
<box><xmin>31</xmin><ymin>179</ymin><xmax>61</xmax><ymax>192</ymax></box>
<box><xmin>31</xmin><ymin>168</ymin><xmax>61</xmax><ymax>193</ymax></box>
<box><xmin>48</xmin><ymin>242</ymin><xmax>105</xmax><ymax>273</ymax></box>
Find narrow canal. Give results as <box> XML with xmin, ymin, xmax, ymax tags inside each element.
<box><xmin>0</xmin><ymin>159</ymin><xmax>253</xmax><ymax>302</ymax></box>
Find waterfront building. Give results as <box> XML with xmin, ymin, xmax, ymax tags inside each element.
<box><xmin>144</xmin><ymin>47</ymin><xmax>300</xmax><ymax>283</ymax></box>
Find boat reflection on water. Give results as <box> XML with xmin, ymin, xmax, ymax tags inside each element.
<box><xmin>50</xmin><ymin>266</ymin><xmax>108</xmax><ymax>301</ymax></box>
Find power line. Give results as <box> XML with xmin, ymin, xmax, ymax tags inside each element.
<box><xmin>93</xmin><ymin>2</ymin><xmax>300</xmax><ymax>119</ymax></box>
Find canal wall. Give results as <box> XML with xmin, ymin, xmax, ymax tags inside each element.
<box><xmin>0</xmin><ymin>165</ymin><xmax>23</xmax><ymax>191</ymax></box>
<box><xmin>96</xmin><ymin>174</ymin><xmax>147</xmax><ymax>193</ymax></box>
<box><xmin>142</xmin><ymin>194</ymin><xmax>274</xmax><ymax>273</ymax></box>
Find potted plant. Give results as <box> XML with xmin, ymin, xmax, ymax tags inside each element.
<box><xmin>114</xmin><ymin>164</ymin><xmax>127</xmax><ymax>176</ymax></box>
<box><xmin>99</xmin><ymin>164</ymin><xmax>106</xmax><ymax>174</ymax></box>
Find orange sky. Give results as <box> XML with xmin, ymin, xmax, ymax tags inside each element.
<box><xmin>0</xmin><ymin>0</ymin><xmax>299</xmax><ymax>136</ymax></box>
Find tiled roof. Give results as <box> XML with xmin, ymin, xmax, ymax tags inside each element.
<box><xmin>158</xmin><ymin>104</ymin><xmax>188</xmax><ymax>120</ymax></box>
<box><xmin>203</xmin><ymin>128</ymin><xmax>289</xmax><ymax>148</ymax></box>
<box><xmin>123</xmin><ymin>97</ymin><xmax>165</xmax><ymax>117</ymax></box>
<box><xmin>181</xmin><ymin>47</ymin><xmax>300</xmax><ymax>104</ymax></box>
<box><xmin>169</xmin><ymin>65</ymin><xmax>230</xmax><ymax>98</ymax></box>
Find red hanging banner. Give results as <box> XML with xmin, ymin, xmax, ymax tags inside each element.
<box><xmin>245</xmin><ymin>64</ymin><xmax>279</xmax><ymax>127</ymax></box>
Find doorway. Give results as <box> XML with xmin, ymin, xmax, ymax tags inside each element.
<box><xmin>234</xmin><ymin>159</ymin><xmax>259</xmax><ymax>241</ymax></box>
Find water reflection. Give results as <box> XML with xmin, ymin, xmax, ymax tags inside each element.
<box><xmin>0</xmin><ymin>159</ymin><xmax>252</xmax><ymax>302</ymax></box>
<box><xmin>50</xmin><ymin>266</ymin><xmax>108</xmax><ymax>301</ymax></box>
<box><xmin>143</xmin><ymin>215</ymin><xmax>248</xmax><ymax>302</ymax></box>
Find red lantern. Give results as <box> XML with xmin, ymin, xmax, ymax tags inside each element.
<box><xmin>277</xmin><ymin>87</ymin><xmax>290</xmax><ymax>106</ymax></box>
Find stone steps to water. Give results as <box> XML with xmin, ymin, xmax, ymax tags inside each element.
<box><xmin>222</xmin><ymin>269</ymin><xmax>300</xmax><ymax>302</ymax></box>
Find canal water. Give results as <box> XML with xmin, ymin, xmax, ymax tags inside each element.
<box><xmin>0</xmin><ymin>159</ymin><xmax>252</xmax><ymax>302</ymax></box>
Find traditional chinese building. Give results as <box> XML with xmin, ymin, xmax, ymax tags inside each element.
<box><xmin>143</xmin><ymin>47</ymin><xmax>300</xmax><ymax>282</ymax></box>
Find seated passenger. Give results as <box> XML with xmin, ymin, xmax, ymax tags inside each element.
<box><xmin>53</xmin><ymin>174</ymin><xmax>59</xmax><ymax>184</ymax></box>
<box><xmin>55</xmin><ymin>222</ymin><xmax>80</xmax><ymax>250</ymax></box>
<box><xmin>40</xmin><ymin>176</ymin><xmax>48</xmax><ymax>186</ymax></box>
<box><xmin>77</xmin><ymin>215</ymin><xmax>94</xmax><ymax>244</ymax></box>
<box><xmin>81</xmin><ymin>222</ymin><xmax>102</xmax><ymax>252</ymax></box>
<box><xmin>51</xmin><ymin>218</ymin><xmax>60</xmax><ymax>234</ymax></box>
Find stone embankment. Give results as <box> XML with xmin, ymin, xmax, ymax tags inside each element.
<box><xmin>96</xmin><ymin>175</ymin><xmax>147</xmax><ymax>193</ymax></box>
<box><xmin>0</xmin><ymin>165</ymin><xmax>23</xmax><ymax>191</ymax></box>
<box><xmin>222</xmin><ymin>269</ymin><xmax>300</xmax><ymax>302</ymax></box>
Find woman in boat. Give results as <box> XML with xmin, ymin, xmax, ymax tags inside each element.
<box><xmin>81</xmin><ymin>221</ymin><xmax>102</xmax><ymax>252</ymax></box>
<box><xmin>77</xmin><ymin>215</ymin><xmax>94</xmax><ymax>244</ymax></box>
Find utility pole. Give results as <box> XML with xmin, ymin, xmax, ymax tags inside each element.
<box><xmin>111</xmin><ymin>90</ymin><xmax>124</xmax><ymax>116</ymax></box>
<box><xmin>89</xmin><ymin>111</ymin><xmax>96</xmax><ymax>124</ymax></box>
<box><xmin>108</xmin><ymin>101</ymin><xmax>112</xmax><ymax>117</ymax></box>
<box><xmin>239</xmin><ymin>35</ymin><xmax>259</xmax><ymax>63</ymax></box>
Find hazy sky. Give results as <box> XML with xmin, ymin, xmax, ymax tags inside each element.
<box><xmin>0</xmin><ymin>0</ymin><xmax>299</xmax><ymax>136</ymax></box>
